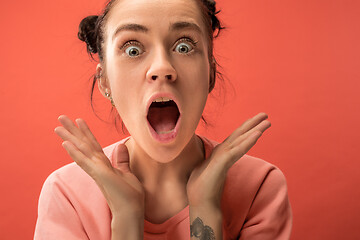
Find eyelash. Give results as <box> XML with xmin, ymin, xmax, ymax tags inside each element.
<box><xmin>120</xmin><ymin>40</ymin><xmax>140</xmax><ymax>49</ymax></box>
<box><xmin>119</xmin><ymin>36</ymin><xmax>198</xmax><ymax>57</ymax></box>
<box><xmin>175</xmin><ymin>36</ymin><xmax>198</xmax><ymax>54</ymax></box>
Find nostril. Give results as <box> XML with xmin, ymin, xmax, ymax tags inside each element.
<box><xmin>150</xmin><ymin>74</ymin><xmax>173</xmax><ymax>81</ymax></box>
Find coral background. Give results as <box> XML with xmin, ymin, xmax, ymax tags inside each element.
<box><xmin>0</xmin><ymin>0</ymin><xmax>359</xmax><ymax>239</ymax></box>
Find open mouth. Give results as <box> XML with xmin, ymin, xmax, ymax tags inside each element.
<box><xmin>147</xmin><ymin>97</ymin><xmax>181</xmax><ymax>142</ymax></box>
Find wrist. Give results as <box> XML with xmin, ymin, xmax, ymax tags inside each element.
<box><xmin>189</xmin><ymin>199</ymin><xmax>222</xmax><ymax>211</ymax></box>
<box><xmin>111</xmin><ymin>203</ymin><xmax>144</xmax><ymax>217</ymax></box>
<box><xmin>111</xmin><ymin>213</ymin><xmax>144</xmax><ymax>240</ymax></box>
<box><xmin>111</xmin><ymin>207</ymin><xmax>144</xmax><ymax>221</ymax></box>
<box><xmin>189</xmin><ymin>205</ymin><xmax>223</xmax><ymax>240</ymax></box>
<box><xmin>189</xmin><ymin>204</ymin><xmax>222</xmax><ymax>217</ymax></box>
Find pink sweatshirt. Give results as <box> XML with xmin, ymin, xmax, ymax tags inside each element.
<box><xmin>34</xmin><ymin>135</ymin><xmax>292</xmax><ymax>240</ymax></box>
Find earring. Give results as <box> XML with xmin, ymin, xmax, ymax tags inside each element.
<box><xmin>105</xmin><ymin>91</ymin><xmax>116</xmax><ymax>107</ymax></box>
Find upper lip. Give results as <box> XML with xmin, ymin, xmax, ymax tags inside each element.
<box><xmin>146</xmin><ymin>92</ymin><xmax>181</xmax><ymax>116</ymax></box>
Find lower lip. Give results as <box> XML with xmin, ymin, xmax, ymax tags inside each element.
<box><xmin>146</xmin><ymin>115</ymin><xmax>181</xmax><ymax>143</ymax></box>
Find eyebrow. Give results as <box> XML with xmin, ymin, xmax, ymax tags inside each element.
<box><xmin>112</xmin><ymin>21</ymin><xmax>202</xmax><ymax>41</ymax></box>
<box><xmin>170</xmin><ymin>21</ymin><xmax>202</xmax><ymax>34</ymax></box>
<box><xmin>112</xmin><ymin>23</ymin><xmax>149</xmax><ymax>41</ymax></box>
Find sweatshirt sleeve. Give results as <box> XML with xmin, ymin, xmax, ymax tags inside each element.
<box><xmin>34</xmin><ymin>171</ymin><xmax>89</xmax><ymax>240</ymax></box>
<box><xmin>238</xmin><ymin>168</ymin><xmax>293</xmax><ymax>240</ymax></box>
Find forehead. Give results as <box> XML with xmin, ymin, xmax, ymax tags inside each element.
<box><xmin>106</xmin><ymin>0</ymin><xmax>205</xmax><ymax>38</ymax></box>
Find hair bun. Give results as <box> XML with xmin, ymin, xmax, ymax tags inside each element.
<box><xmin>201</xmin><ymin>0</ymin><xmax>224</xmax><ymax>37</ymax></box>
<box><xmin>78</xmin><ymin>15</ymin><xmax>98</xmax><ymax>54</ymax></box>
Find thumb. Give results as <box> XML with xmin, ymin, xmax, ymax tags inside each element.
<box><xmin>112</xmin><ymin>143</ymin><xmax>131</xmax><ymax>173</ymax></box>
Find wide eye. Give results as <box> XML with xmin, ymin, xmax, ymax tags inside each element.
<box><xmin>125</xmin><ymin>46</ymin><xmax>142</xmax><ymax>57</ymax></box>
<box><xmin>175</xmin><ymin>42</ymin><xmax>193</xmax><ymax>54</ymax></box>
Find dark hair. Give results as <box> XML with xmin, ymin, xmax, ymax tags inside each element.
<box><xmin>78</xmin><ymin>0</ymin><xmax>224</xmax><ymax>131</ymax></box>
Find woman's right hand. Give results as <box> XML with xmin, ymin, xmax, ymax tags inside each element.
<box><xmin>54</xmin><ymin>115</ymin><xmax>145</xmax><ymax>217</ymax></box>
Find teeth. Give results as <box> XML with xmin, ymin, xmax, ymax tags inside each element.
<box><xmin>157</xmin><ymin>129</ymin><xmax>175</xmax><ymax>134</ymax></box>
<box><xmin>153</xmin><ymin>97</ymin><xmax>172</xmax><ymax>103</ymax></box>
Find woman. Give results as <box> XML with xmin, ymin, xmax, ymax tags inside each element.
<box><xmin>34</xmin><ymin>0</ymin><xmax>292</xmax><ymax>239</ymax></box>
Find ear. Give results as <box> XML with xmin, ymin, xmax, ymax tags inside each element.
<box><xmin>209</xmin><ymin>59</ymin><xmax>216</xmax><ymax>93</ymax></box>
<box><xmin>96</xmin><ymin>63</ymin><xmax>111</xmax><ymax>97</ymax></box>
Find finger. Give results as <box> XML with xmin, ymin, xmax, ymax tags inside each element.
<box><xmin>223</xmin><ymin>118</ymin><xmax>252</xmax><ymax>143</ymax></box>
<box><xmin>62</xmin><ymin>141</ymin><xmax>96</xmax><ymax>176</ymax></box>
<box><xmin>75</xmin><ymin>118</ymin><xmax>103</xmax><ymax>152</ymax></box>
<box><xmin>228</xmin><ymin>131</ymin><xmax>263</xmax><ymax>164</ymax></box>
<box><xmin>225</xmin><ymin>112</ymin><xmax>268</xmax><ymax>144</ymax></box>
<box><xmin>112</xmin><ymin>144</ymin><xmax>131</xmax><ymax>173</ymax></box>
<box><xmin>230</xmin><ymin>119</ymin><xmax>271</xmax><ymax>147</ymax></box>
<box><xmin>58</xmin><ymin>115</ymin><xmax>87</xmax><ymax>142</ymax></box>
<box><xmin>55</xmin><ymin>126</ymin><xmax>95</xmax><ymax>160</ymax></box>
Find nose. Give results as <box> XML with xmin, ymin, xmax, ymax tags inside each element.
<box><xmin>146</xmin><ymin>49</ymin><xmax>177</xmax><ymax>83</ymax></box>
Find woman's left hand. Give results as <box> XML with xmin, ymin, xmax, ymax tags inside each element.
<box><xmin>186</xmin><ymin>112</ymin><xmax>271</xmax><ymax>209</ymax></box>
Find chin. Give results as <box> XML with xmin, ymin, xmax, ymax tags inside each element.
<box><xmin>149</xmin><ymin>129</ymin><xmax>199</xmax><ymax>164</ymax></box>
<box><xmin>146</xmin><ymin>138</ymin><xmax>187</xmax><ymax>163</ymax></box>
<box><xmin>127</xmin><ymin>108</ymin><xmax>201</xmax><ymax>163</ymax></box>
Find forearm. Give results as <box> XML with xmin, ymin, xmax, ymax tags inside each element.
<box><xmin>111</xmin><ymin>212</ymin><xmax>144</xmax><ymax>240</ymax></box>
<box><xmin>189</xmin><ymin>204</ymin><xmax>223</xmax><ymax>240</ymax></box>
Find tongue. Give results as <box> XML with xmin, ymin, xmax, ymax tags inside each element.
<box><xmin>147</xmin><ymin>106</ymin><xmax>179</xmax><ymax>133</ymax></box>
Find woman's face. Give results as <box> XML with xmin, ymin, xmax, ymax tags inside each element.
<box><xmin>100</xmin><ymin>0</ymin><xmax>210</xmax><ymax>162</ymax></box>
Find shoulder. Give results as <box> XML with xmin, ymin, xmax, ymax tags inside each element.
<box><xmin>199</xmin><ymin>135</ymin><xmax>286</xmax><ymax>187</ymax></box>
<box><xmin>227</xmin><ymin>154</ymin><xmax>287</xmax><ymax>190</ymax></box>
<box><xmin>35</xmin><ymin>140</ymin><xmax>128</xmax><ymax>240</ymax></box>
<box><xmin>40</xmin><ymin>137</ymin><xmax>129</xmax><ymax>200</ymax></box>
<box><xmin>199</xmin><ymin>135</ymin><xmax>292</xmax><ymax>238</ymax></box>
<box><xmin>35</xmin><ymin>139</ymin><xmax>129</xmax><ymax>239</ymax></box>
<box><xmin>205</xmin><ymin>135</ymin><xmax>288</xmax><ymax>196</ymax></box>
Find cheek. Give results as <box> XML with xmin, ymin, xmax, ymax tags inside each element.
<box><xmin>177</xmin><ymin>58</ymin><xmax>210</xmax><ymax>121</ymax></box>
<box><xmin>180</xmin><ymin>58</ymin><xmax>210</xmax><ymax>95</ymax></box>
<box><xmin>106</xmin><ymin>64</ymin><xmax>144</xmax><ymax>121</ymax></box>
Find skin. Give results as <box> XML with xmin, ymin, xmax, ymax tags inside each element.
<box><xmin>54</xmin><ymin>0</ymin><xmax>271</xmax><ymax>229</ymax></box>
<box><xmin>98</xmin><ymin>0</ymin><xmax>211</xmax><ymax>221</ymax></box>
<box><xmin>99</xmin><ymin>0</ymin><xmax>210</xmax><ymax>176</ymax></box>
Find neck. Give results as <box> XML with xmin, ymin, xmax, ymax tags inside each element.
<box><xmin>125</xmin><ymin>134</ymin><xmax>205</xmax><ymax>189</ymax></box>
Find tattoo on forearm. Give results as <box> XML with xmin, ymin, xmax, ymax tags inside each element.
<box><xmin>190</xmin><ymin>217</ymin><xmax>215</xmax><ymax>240</ymax></box>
